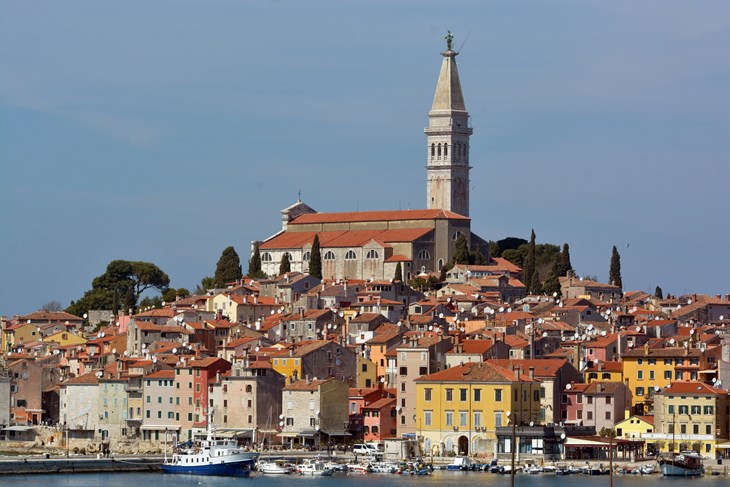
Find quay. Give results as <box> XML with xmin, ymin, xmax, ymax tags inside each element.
<box><xmin>0</xmin><ymin>456</ymin><xmax>163</xmax><ymax>475</ymax></box>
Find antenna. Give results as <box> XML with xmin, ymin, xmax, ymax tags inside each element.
<box><xmin>457</xmin><ymin>29</ymin><xmax>472</xmax><ymax>52</ymax></box>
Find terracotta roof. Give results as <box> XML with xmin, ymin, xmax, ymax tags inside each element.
<box><xmin>350</xmin><ymin>313</ymin><xmax>388</xmax><ymax>324</ymax></box>
<box><xmin>363</xmin><ymin>397</ymin><xmax>396</xmax><ymax>410</ymax></box>
<box><xmin>145</xmin><ymin>370</ymin><xmax>175</xmax><ymax>380</ymax></box>
<box><xmin>63</xmin><ymin>371</ymin><xmax>99</xmax><ymax>385</ymax></box>
<box><xmin>283</xmin><ymin>378</ymin><xmax>335</xmax><ymax>391</ymax></box>
<box><xmin>416</xmin><ymin>361</ymin><xmax>535</xmax><ymax>383</ymax></box>
<box><xmin>584</xmin><ymin>381</ymin><xmax>627</xmax><ymax>394</ymax></box>
<box><xmin>489</xmin><ymin>358</ymin><xmax>571</xmax><ymax>378</ymax></box>
<box><xmin>134</xmin><ymin>308</ymin><xmax>175</xmax><ymax>318</ymax></box>
<box><xmin>585</xmin><ymin>361</ymin><xmax>623</xmax><ymax>373</ymax></box>
<box><xmin>290</xmin><ymin>209</ymin><xmax>468</xmax><ymax>224</ymax></box>
<box><xmin>660</xmin><ymin>381</ymin><xmax>728</xmax><ymax>395</ymax></box>
<box><xmin>385</xmin><ymin>255</ymin><xmax>411</xmax><ymax>263</ymax></box>
<box><xmin>19</xmin><ymin>310</ymin><xmax>84</xmax><ymax>322</ymax></box>
<box><xmin>449</xmin><ymin>340</ymin><xmax>494</xmax><ymax>355</ymax></box>
<box><xmin>260</xmin><ymin>228</ymin><xmax>433</xmax><ymax>250</ymax></box>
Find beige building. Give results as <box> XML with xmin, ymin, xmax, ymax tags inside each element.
<box><xmin>280</xmin><ymin>378</ymin><xmax>349</xmax><ymax>448</ymax></box>
<box><xmin>141</xmin><ymin>370</ymin><xmax>178</xmax><ymax>443</ymax></box>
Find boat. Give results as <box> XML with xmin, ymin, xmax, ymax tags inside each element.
<box><xmin>369</xmin><ymin>462</ymin><xmax>400</xmax><ymax>474</ymax></box>
<box><xmin>346</xmin><ymin>462</ymin><xmax>372</xmax><ymax>474</ymax></box>
<box><xmin>659</xmin><ymin>451</ymin><xmax>704</xmax><ymax>476</ymax></box>
<box><xmin>446</xmin><ymin>455</ymin><xmax>471</xmax><ymax>471</ymax></box>
<box><xmin>258</xmin><ymin>460</ymin><xmax>293</xmax><ymax>474</ymax></box>
<box><xmin>161</xmin><ymin>412</ymin><xmax>258</xmax><ymax>476</ymax></box>
<box><xmin>297</xmin><ymin>459</ymin><xmax>334</xmax><ymax>476</ymax></box>
<box><xmin>525</xmin><ymin>464</ymin><xmax>543</xmax><ymax>474</ymax></box>
<box><xmin>640</xmin><ymin>463</ymin><xmax>656</xmax><ymax>475</ymax></box>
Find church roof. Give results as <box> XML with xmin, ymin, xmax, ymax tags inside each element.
<box><xmin>260</xmin><ymin>227</ymin><xmax>433</xmax><ymax>250</ymax></box>
<box><xmin>289</xmin><ymin>209</ymin><xmax>468</xmax><ymax>225</ymax></box>
<box><xmin>431</xmin><ymin>46</ymin><xmax>466</xmax><ymax>112</ymax></box>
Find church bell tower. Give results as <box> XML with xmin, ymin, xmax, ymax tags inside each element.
<box><xmin>425</xmin><ymin>31</ymin><xmax>473</xmax><ymax>217</ymax></box>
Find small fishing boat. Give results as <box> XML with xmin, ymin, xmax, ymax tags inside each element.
<box><xmin>346</xmin><ymin>462</ymin><xmax>372</xmax><ymax>474</ymax></box>
<box><xmin>258</xmin><ymin>460</ymin><xmax>293</xmax><ymax>474</ymax></box>
<box><xmin>446</xmin><ymin>456</ymin><xmax>471</xmax><ymax>471</ymax></box>
<box><xmin>659</xmin><ymin>451</ymin><xmax>704</xmax><ymax>476</ymax></box>
<box><xmin>297</xmin><ymin>459</ymin><xmax>334</xmax><ymax>476</ymax></box>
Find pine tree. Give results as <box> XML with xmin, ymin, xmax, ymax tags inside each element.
<box><xmin>559</xmin><ymin>243</ymin><xmax>574</xmax><ymax>276</ymax></box>
<box><xmin>523</xmin><ymin>229</ymin><xmax>536</xmax><ymax>293</ymax></box>
<box><xmin>655</xmin><ymin>286</ymin><xmax>663</xmax><ymax>299</ymax></box>
<box><xmin>439</xmin><ymin>262</ymin><xmax>454</xmax><ymax>282</ymax></box>
<box><xmin>309</xmin><ymin>234</ymin><xmax>322</xmax><ymax>279</ymax></box>
<box><xmin>472</xmin><ymin>248</ymin><xmax>487</xmax><ymax>265</ymax></box>
<box><xmin>454</xmin><ymin>234</ymin><xmax>471</xmax><ymax>265</ymax></box>
<box><xmin>248</xmin><ymin>243</ymin><xmax>266</xmax><ymax>279</ymax></box>
<box><xmin>394</xmin><ymin>262</ymin><xmax>403</xmax><ymax>282</ymax></box>
<box><xmin>543</xmin><ymin>260</ymin><xmax>562</xmax><ymax>297</ymax></box>
<box><xmin>530</xmin><ymin>268</ymin><xmax>543</xmax><ymax>295</ymax></box>
<box><xmin>214</xmin><ymin>246</ymin><xmax>243</xmax><ymax>287</ymax></box>
<box><xmin>609</xmin><ymin>245</ymin><xmax>622</xmax><ymax>289</ymax></box>
<box><xmin>279</xmin><ymin>253</ymin><xmax>291</xmax><ymax>275</ymax></box>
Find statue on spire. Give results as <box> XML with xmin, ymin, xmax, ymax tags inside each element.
<box><xmin>445</xmin><ymin>31</ymin><xmax>454</xmax><ymax>51</ymax></box>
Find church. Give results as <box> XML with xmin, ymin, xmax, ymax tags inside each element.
<box><xmin>256</xmin><ymin>34</ymin><xmax>489</xmax><ymax>281</ymax></box>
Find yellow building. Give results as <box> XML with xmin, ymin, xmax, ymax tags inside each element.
<box><xmin>415</xmin><ymin>361</ymin><xmax>540</xmax><ymax>456</ymax></box>
<box><xmin>354</xmin><ymin>353</ymin><xmax>378</xmax><ymax>389</ymax></box>
<box><xmin>644</xmin><ymin>382</ymin><xmax>729</xmax><ymax>458</ymax></box>
<box><xmin>43</xmin><ymin>330</ymin><xmax>87</xmax><ymax>347</ymax></box>
<box><xmin>621</xmin><ymin>345</ymin><xmax>720</xmax><ymax>414</ymax></box>
<box><xmin>584</xmin><ymin>361</ymin><xmax>623</xmax><ymax>384</ymax></box>
<box><xmin>614</xmin><ymin>414</ymin><xmax>654</xmax><ymax>441</ymax></box>
<box><xmin>2</xmin><ymin>322</ymin><xmax>41</xmax><ymax>351</ymax></box>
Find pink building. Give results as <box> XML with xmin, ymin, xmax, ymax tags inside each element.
<box><xmin>362</xmin><ymin>396</ymin><xmax>397</xmax><ymax>442</ymax></box>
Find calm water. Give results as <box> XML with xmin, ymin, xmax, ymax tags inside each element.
<box><xmin>1</xmin><ymin>471</ymin><xmax>728</xmax><ymax>487</ymax></box>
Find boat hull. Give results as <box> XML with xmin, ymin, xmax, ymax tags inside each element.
<box><xmin>659</xmin><ymin>461</ymin><xmax>704</xmax><ymax>477</ymax></box>
<box><xmin>161</xmin><ymin>460</ymin><xmax>252</xmax><ymax>476</ymax></box>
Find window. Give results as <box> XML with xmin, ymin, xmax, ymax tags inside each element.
<box><xmin>649</xmin><ymin>370</ymin><xmax>655</xmax><ymax>380</ymax></box>
<box><xmin>495</xmin><ymin>389</ymin><xmax>502</xmax><ymax>402</ymax></box>
<box><xmin>587</xmin><ymin>396</ymin><xmax>593</xmax><ymax>405</ymax></box>
<box><xmin>451</xmin><ymin>231</ymin><xmax>463</xmax><ymax>241</ymax></box>
<box><xmin>587</xmin><ymin>411</ymin><xmax>593</xmax><ymax>420</ymax></box>
<box><xmin>418</xmin><ymin>250</ymin><xmax>431</xmax><ymax>260</ymax></box>
<box><xmin>637</xmin><ymin>371</ymin><xmax>643</xmax><ymax>380</ymax></box>
<box><xmin>605</xmin><ymin>411</ymin><xmax>611</xmax><ymax>420</ymax></box>
<box><xmin>704</xmin><ymin>405</ymin><xmax>714</xmax><ymax>414</ymax></box>
<box><xmin>648</xmin><ymin>359</ymin><xmax>656</xmax><ymax>365</ymax></box>
<box><xmin>261</xmin><ymin>252</ymin><xmax>272</xmax><ymax>262</ymax></box>
<box><xmin>366</xmin><ymin>249</ymin><xmax>379</xmax><ymax>259</ymax></box>
<box><xmin>323</xmin><ymin>251</ymin><xmax>335</xmax><ymax>260</ymax></box>
<box><xmin>495</xmin><ymin>411</ymin><xmax>503</xmax><ymax>427</ymax></box>
<box><xmin>602</xmin><ymin>373</ymin><xmax>611</xmax><ymax>380</ymax></box>
<box><xmin>606</xmin><ymin>396</ymin><xmax>612</xmax><ymax>405</ymax></box>
<box><xmin>668</xmin><ymin>405</ymin><xmax>675</xmax><ymax>414</ymax></box>
<box><xmin>424</xmin><ymin>410</ymin><xmax>432</xmax><ymax>426</ymax></box>
<box><xmin>664</xmin><ymin>359</ymin><xmax>672</xmax><ymax>365</ymax></box>
<box><xmin>460</xmin><ymin>389</ymin><xmax>467</xmax><ymax>401</ymax></box>
<box><xmin>474</xmin><ymin>389</ymin><xmax>481</xmax><ymax>402</ymax></box>
<box><xmin>691</xmin><ymin>405</ymin><xmax>701</xmax><ymax>415</ymax></box>
<box><xmin>344</xmin><ymin>250</ymin><xmax>356</xmax><ymax>260</ymax></box>
<box><xmin>577</xmin><ymin>410</ymin><xmax>582</xmax><ymax>420</ymax></box>
<box><xmin>678</xmin><ymin>405</ymin><xmax>689</xmax><ymax>414</ymax></box>
<box><xmin>459</xmin><ymin>411</ymin><xmax>467</xmax><ymax>426</ymax></box>
<box><xmin>444</xmin><ymin>143</ymin><xmax>448</xmax><ymax>156</ymax></box>
<box><xmin>665</xmin><ymin>371</ymin><xmax>672</xmax><ymax>380</ymax></box>
<box><xmin>635</xmin><ymin>387</ymin><xmax>644</xmax><ymax>397</ymax></box>
<box><xmin>474</xmin><ymin>411</ymin><xmax>482</xmax><ymax>428</ymax></box>
<box><xmin>445</xmin><ymin>411</ymin><xmax>453</xmax><ymax>426</ymax></box>
<box><xmin>303</xmin><ymin>251</ymin><xmax>311</xmax><ymax>261</ymax></box>
<box><xmin>446</xmin><ymin>388</ymin><xmax>453</xmax><ymax>401</ymax></box>
<box><xmin>431</xmin><ymin>144</ymin><xmax>435</xmax><ymax>157</ymax></box>
<box><xmin>424</xmin><ymin>388</ymin><xmax>432</xmax><ymax>401</ymax></box>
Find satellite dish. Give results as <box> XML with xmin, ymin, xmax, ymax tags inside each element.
<box><xmin>712</xmin><ymin>378</ymin><xmax>717</xmax><ymax>384</ymax></box>
<box><xmin>446</xmin><ymin>298</ymin><xmax>451</xmax><ymax>303</ymax></box>
<box><xmin>687</xmin><ymin>299</ymin><xmax>692</xmax><ymax>304</ymax></box>
<box><xmin>327</xmin><ymin>324</ymin><xmax>332</xmax><ymax>330</ymax></box>
<box><xmin>279</xmin><ymin>414</ymin><xmax>284</xmax><ymax>419</ymax></box>
<box><xmin>396</xmin><ymin>406</ymin><xmax>402</xmax><ymax>412</ymax></box>
<box><xmin>142</xmin><ymin>343</ymin><xmax>147</xmax><ymax>349</ymax></box>
<box><xmin>279</xmin><ymin>421</ymin><xmax>284</xmax><ymax>427</ymax></box>
<box><xmin>153</xmin><ymin>357</ymin><xmax>158</xmax><ymax>363</ymax></box>
<box><xmin>276</xmin><ymin>330</ymin><xmax>281</xmax><ymax>335</ymax></box>
<box><xmin>438</xmin><ymin>313</ymin><xmax>444</xmax><ymax>319</ymax></box>
<box><xmin>123</xmin><ymin>351</ymin><xmax>129</xmax><ymax>357</ymax></box>
<box><xmin>721</xmin><ymin>315</ymin><xmax>725</xmax><ymax>320</ymax></box>
<box><xmin>112</xmin><ymin>348</ymin><xmax>117</xmax><ymax>354</ymax></box>
<box><xmin>560</xmin><ymin>433</ymin><xmax>566</xmax><ymax>440</ymax></box>
<box><xmin>83</xmin><ymin>313</ymin><xmax>88</xmax><ymax>319</ymax></box>
<box><xmin>338</xmin><ymin>311</ymin><xmax>344</xmax><ymax>318</ymax></box>
<box><xmin>505</xmin><ymin>411</ymin><xmax>511</xmax><ymax>417</ymax></box>
<box><xmin>380</xmin><ymin>377</ymin><xmax>385</xmax><ymax>383</ymax></box>
<box><xmin>601</xmin><ymin>331</ymin><xmax>607</xmax><ymax>337</ymax></box>
<box><xmin>529</xmin><ymin>421</ymin><xmax>534</xmax><ymax>427</ymax></box>
<box><xmin>507</xmin><ymin>308</ymin><xmax>512</xmax><ymax>313</ymax></box>
<box><xmin>90</xmin><ymin>351</ymin><xmax>95</xmax><ymax>357</ymax></box>
<box><xmin>654</xmin><ymin>386</ymin><xmax>660</xmax><ymax>392</ymax></box>
<box><xmin>538</xmin><ymin>318</ymin><xmax>544</xmax><ymax>324</ymax></box>
<box><xmin>270</xmin><ymin>310</ymin><xmax>275</xmax><ymax>315</ymax></box>
<box><xmin>553</xmin><ymin>292</ymin><xmax>558</xmax><ymax>297</ymax></box>
<box><xmin>636</xmin><ymin>326</ymin><xmax>641</xmax><ymax>332</ymax></box>
<box><xmin>428</xmin><ymin>325</ymin><xmax>433</xmax><ymax>331</ymax></box>
<box><xmin>566</xmin><ymin>383</ymin><xmax>572</xmax><ymax>390</ymax></box>
<box><xmin>172</xmin><ymin>348</ymin><xmax>178</xmax><ymax>354</ymax></box>
<box><xmin>542</xmin><ymin>332</ymin><xmax>548</xmax><ymax>338</ymax></box>
<box><xmin>690</xmin><ymin>329</ymin><xmax>695</xmax><ymax>335</ymax></box>
<box><xmin>498</xmin><ymin>307</ymin><xmax>504</xmax><ymax>313</ymax></box>
<box><xmin>53</xmin><ymin>349</ymin><xmax>59</xmax><ymax>355</ymax></box>
<box><xmin>161</xmin><ymin>301</ymin><xmax>166</xmax><ymax>306</ymax></box>
<box><xmin>588</xmin><ymin>324</ymin><xmax>594</xmax><ymax>331</ymax></box>
<box><xmin>255</xmin><ymin>346</ymin><xmax>260</xmax><ymax>352</ymax></box>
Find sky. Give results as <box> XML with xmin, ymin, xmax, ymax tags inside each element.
<box><xmin>1</xmin><ymin>1</ymin><xmax>729</xmax><ymax>317</ymax></box>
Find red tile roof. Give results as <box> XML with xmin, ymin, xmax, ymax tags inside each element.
<box><xmin>290</xmin><ymin>209</ymin><xmax>468</xmax><ymax>224</ymax></box>
<box><xmin>661</xmin><ymin>381</ymin><xmax>727</xmax><ymax>395</ymax></box>
<box><xmin>260</xmin><ymin>228</ymin><xmax>433</xmax><ymax>250</ymax></box>
<box><xmin>416</xmin><ymin>361</ymin><xmax>535</xmax><ymax>383</ymax></box>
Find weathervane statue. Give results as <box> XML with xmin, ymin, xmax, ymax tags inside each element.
<box><xmin>445</xmin><ymin>30</ymin><xmax>454</xmax><ymax>51</ymax></box>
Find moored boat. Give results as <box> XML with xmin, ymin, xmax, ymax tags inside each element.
<box><xmin>258</xmin><ymin>460</ymin><xmax>293</xmax><ymax>474</ymax></box>
<box><xmin>659</xmin><ymin>451</ymin><xmax>704</xmax><ymax>476</ymax></box>
<box><xmin>297</xmin><ymin>459</ymin><xmax>334</xmax><ymax>476</ymax></box>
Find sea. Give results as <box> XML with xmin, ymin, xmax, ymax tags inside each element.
<box><xmin>1</xmin><ymin>471</ymin><xmax>729</xmax><ymax>487</ymax></box>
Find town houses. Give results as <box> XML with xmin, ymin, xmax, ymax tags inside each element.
<box><xmin>2</xmin><ymin>34</ymin><xmax>730</xmax><ymax>464</ymax></box>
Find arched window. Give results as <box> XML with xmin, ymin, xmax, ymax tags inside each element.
<box><xmin>366</xmin><ymin>250</ymin><xmax>379</xmax><ymax>259</ymax></box>
<box><xmin>431</xmin><ymin>143</ymin><xmax>435</xmax><ymax>157</ymax></box>
<box><xmin>245</xmin><ymin>385</ymin><xmax>252</xmax><ymax>393</ymax></box>
<box><xmin>261</xmin><ymin>252</ymin><xmax>272</xmax><ymax>262</ymax></box>
<box><xmin>283</xmin><ymin>252</ymin><xmax>293</xmax><ymax>261</ymax></box>
<box><xmin>323</xmin><ymin>251</ymin><xmax>335</xmax><ymax>260</ymax></box>
<box><xmin>452</xmin><ymin>231</ymin><xmax>464</xmax><ymax>241</ymax></box>
<box><xmin>438</xmin><ymin>259</ymin><xmax>444</xmax><ymax>271</ymax></box>
<box><xmin>302</xmin><ymin>251</ymin><xmax>311</xmax><ymax>261</ymax></box>
<box><xmin>418</xmin><ymin>250</ymin><xmax>431</xmax><ymax>260</ymax></box>
<box><xmin>344</xmin><ymin>250</ymin><xmax>356</xmax><ymax>260</ymax></box>
<box><xmin>437</xmin><ymin>143</ymin><xmax>442</xmax><ymax>156</ymax></box>
<box><xmin>444</xmin><ymin>143</ymin><xmax>448</xmax><ymax>156</ymax></box>
<box><xmin>457</xmin><ymin>142</ymin><xmax>462</xmax><ymax>157</ymax></box>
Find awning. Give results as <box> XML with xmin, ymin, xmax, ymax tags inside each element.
<box><xmin>2</xmin><ymin>426</ymin><xmax>36</xmax><ymax>432</ymax></box>
<box><xmin>140</xmin><ymin>425</ymin><xmax>181</xmax><ymax>431</ymax></box>
<box><xmin>277</xmin><ymin>432</ymin><xmax>300</xmax><ymax>438</ymax></box>
<box><xmin>320</xmin><ymin>430</ymin><xmax>352</xmax><ymax>436</ymax></box>
<box><xmin>564</xmin><ymin>437</ymin><xmax>612</xmax><ymax>447</ymax></box>
<box><xmin>298</xmin><ymin>430</ymin><xmax>319</xmax><ymax>438</ymax></box>
<box><xmin>716</xmin><ymin>442</ymin><xmax>730</xmax><ymax>449</ymax></box>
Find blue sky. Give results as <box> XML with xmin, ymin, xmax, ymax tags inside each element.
<box><xmin>1</xmin><ymin>1</ymin><xmax>729</xmax><ymax>316</ymax></box>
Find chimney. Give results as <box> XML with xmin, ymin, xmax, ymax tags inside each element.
<box><xmin>289</xmin><ymin>347</ymin><xmax>294</xmax><ymax>357</ymax></box>
<box><xmin>725</xmin><ymin>294</ymin><xmax>730</xmax><ymax>302</ymax></box>
<box><xmin>275</xmin><ymin>296</ymin><xmax>280</xmax><ymax>305</ymax></box>
<box><xmin>243</xmin><ymin>296</ymin><xmax>248</xmax><ymax>304</ymax></box>
<box><xmin>254</xmin><ymin>295</ymin><xmax>259</xmax><ymax>305</ymax></box>
<box><xmin>528</xmin><ymin>367</ymin><xmax>534</xmax><ymax>380</ymax></box>
<box><xmin>598</xmin><ymin>361</ymin><xmax>603</xmax><ymax>372</ymax></box>
<box><xmin>216</xmin><ymin>371</ymin><xmax>221</xmax><ymax>382</ymax></box>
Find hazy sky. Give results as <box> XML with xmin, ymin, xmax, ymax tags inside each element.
<box><xmin>2</xmin><ymin>1</ymin><xmax>729</xmax><ymax>316</ymax></box>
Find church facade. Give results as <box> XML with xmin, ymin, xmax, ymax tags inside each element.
<box><xmin>255</xmin><ymin>34</ymin><xmax>486</xmax><ymax>281</ymax></box>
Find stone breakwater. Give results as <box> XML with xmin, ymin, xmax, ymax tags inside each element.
<box><xmin>0</xmin><ymin>456</ymin><xmax>162</xmax><ymax>475</ymax></box>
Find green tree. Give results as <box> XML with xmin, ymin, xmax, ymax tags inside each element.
<box><xmin>309</xmin><ymin>234</ymin><xmax>322</xmax><ymax>279</ymax></box>
<box><xmin>195</xmin><ymin>276</ymin><xmax>217</xmax><ymax>295</ymax></box>
<box><xmin>279</xmin><ymin>252</ymin><xmax>291</xmax><ymax>275</ymax></box>
<box><xmin>559</xmin><ymin>243</ymin><xmax>574</xmax><ymax>277</ymax></box>
<box><xmin>439</xmin><ymin>262</ymin><xmax>454</xmax><ymax>281</ymax></box>
<box><xmin>471</xmin><ymin>247</ymin><xmax>487</xmax><ymax>265</ymax></box>
<box><xmin>542</xmin><ymin>260</ymin><xmax>562</xmax><ymax>297</ymax></box>
<box><xmin>66</xmin><ymin>260</ymin><xmax>170</xmax><ymax>316</ymax></box>
<box><xmin>214</xmin><ymin>246</ymin><xmax>243</xmax><ymax>287</ymax></box>
<box><xmin>138</xmin><ymin>295</ymin><xmax>163</xmax><ymax>310</ymax></box>
<box><xmin>523</xmin><ymin>230</ymin><xmax>536</xmax><ymax>293</ymax></box>
<box><xmin>454</xmin><ymin>234</ymin><xmax>471</xmax><ymax>265</ymax></box>
<box><xmin>609</xmin><ymin>245</ymin><xmax>623</xmax><ymax>289</ymax></box>
<box><xmin>655</xmin><ymin>286</ymin><xmax>663</xmax><ymax>299</ymax></box>
<box><xmin>530</xmin><ymin>269</ymin><xmax>543</xmax><ymax>295</ymax></box>
<box><xmin>409</xmin><ymin>275</ymin><xmax>439</xmax><ymax>292</ymax></box>
<box><xmin>248</xmin><ymin>243</ymin><xmax>267</xmax><ymax>279</ymax></box>
<box><xmin>488</xmin><ymin>241</ymin><xmax>500</xmax><ymax>259</ymax></box>
<box><xmin>161</xmin><ymin>287</ymin><xmax>190</xmax><ymax>303</ymax></box>
<box><xmin>394</xmin><ymin>262</ymin><xmax>403</xmax><ymax>282</ymax></box>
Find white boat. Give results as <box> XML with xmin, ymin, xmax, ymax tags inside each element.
<box><xmin>525</xmin><ymin>465</ymin><xmax>543</xmax><ymax>474</ymax></box>
<box><xmin>640</xmin><ymin>463</ymin><xmax>656</xmax><ymax>475</ymax></box>
<box><xmin>659</xmin><ymin>451</ymin><xmax>704</xmax><ymax>476</ymax></box>
<box><xmin>297</xmin><ymin>459</ymin><xmax>334</xmax><ymax>476</ymax></box>
<box><xmin>447</xmin><ymin>456</ymin><xmax>471</xmax><ymax>471</ymax></box>
<box><xmin>346</xmin><ymin>462</ymin><xmax>371</xmax><ymax>474</ymax></box>
<box><xmin>258</xmin><ymin>460</ymin><xmax>293</xmax><ymax>474</ymax></box>
<box><xmin>161</xmin><ymin>413</ymin><xmax>258</xmax><ymax>476</ymax></box>
<box><xmin>370</xmin><ymin>462</ymin><xmax>399</xmax><ymax>474</ymax></box>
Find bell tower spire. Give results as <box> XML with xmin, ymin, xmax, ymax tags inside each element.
<box><xmin>425</xmin><ymin>31</ymin><xmax>473</xmax><ymax>217</ymax></box>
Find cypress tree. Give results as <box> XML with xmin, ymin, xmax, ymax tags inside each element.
<box><xmin>279</xmin><ymin>253</ymin><xmax>291</xmax><ymax>275</ymax></box>
<box><xmin>543</xmin><ymin>259</ymin><xmax>562</xmax><ymax>297</ymax></box>
<box><xmin>248</xmin><ymin>243</ymin><xmax>265</xmax><ymax>279</ymax></box>
<box><xmin>472</xmin><ymin>248</ymin><xmax>487</xmax><ymax>265</ymax></box>
<box><xmin>609</xmin><ymin>245</ymin><xmax>623</xmax><ymax>289</ymax></box>
<box><xmin>523</xmin><ymin>229</ymin><xmax>536</xmax><ymax>293</ymax></box>
<box><xmin>394</xmin><ymin>262</ymin><xmax>403</xmax><ymax>282</ymax></box>
<box><xmin>559</xmin><ymin>243</ymin><xmax>574</xmax><ymax>276</ymax></box>
<box><xmin>309</xmin><ymin>234</ymin><xmax>322</xmax><ymax>279</ymax></box>
<box><xmin>655</xmin><ymin>286</ymin><xmax>663</xmax><ymax>299</ymax></box>
<box><xmin>530</xmin><ymin>268</ymin><xmax>543</xmax><ymax>295</ymax></box>
<box><xmin>215</xmin><ymin>246</ymin><xmax>243</xmax><ymax>287</ymax></box>
<box><xmin>454</xmin><ymin>234</ymin><xmax>471</xmax><ymax>264</ymax></box>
